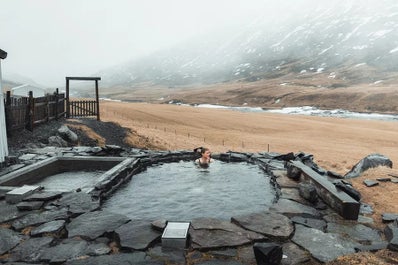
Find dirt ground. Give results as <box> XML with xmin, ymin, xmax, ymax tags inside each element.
<box><xmin>6</xmin><ymin>101</ymin><xmax>398</xmax><ymax>264</ymax></box>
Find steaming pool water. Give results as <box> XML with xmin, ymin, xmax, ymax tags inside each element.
<box><xmin>102</xmin><ymin>160</ymin><xmax>276</xmax><ymax>221</ymax></box>
<box><xmin>35</xmin><ymin>171</ymin><xmax>105</xmax><ymax>192</ymax></box>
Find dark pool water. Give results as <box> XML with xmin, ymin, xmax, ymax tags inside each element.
<box><xmin>102</xmin><ymin>160</ymin><xmax>276</xmax><ymax>221</ymax></box>
<box><xmin>36</xmin><ymin>171</ymin><xmax>105</xmax><ymax>192</ymax></box>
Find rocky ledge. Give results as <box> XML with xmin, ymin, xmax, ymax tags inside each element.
<box><xmin>0</xmin><ymin>146</ymin><xmax>397</xmax><ymax>264</ymax></box>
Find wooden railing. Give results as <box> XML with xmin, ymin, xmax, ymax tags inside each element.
<box><xmin>4</xmin><ymin>89</ymin><xmax>65</xmax><ymax>134</ymax></box>
<box><xmin>69</xmin><ymin>99</ymin><xmax>98</xmax><ymax>118</ymax></box>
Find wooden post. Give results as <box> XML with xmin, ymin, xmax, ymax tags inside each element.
<box><xmin>65</xmin><ymin>78</ymin><xmax>70</xmax><ymax>118</ymax></box>
<box><xmin>45</xmin><ymin>93</ymin><xmax>49</xmax><ymax>122</ymax></box>
<box><xmin>54</xmin><ymin>88</ymin><xmax>59</xmax><ymax>120</ymax></box>
<box><xmin>26</xmin><ymin>91</ymin><xmax>34</xmax><ymax>131</ymax></box>
<box><xmin>95</xmin><ymin>79</ymin><xmax>100</xmax><ymax>121</ymax></box>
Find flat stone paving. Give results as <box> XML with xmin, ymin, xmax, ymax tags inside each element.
<box><xmin>0</xmin><ymin>147</ymin><xmax>395</xmax><ymax>264</ymax></box>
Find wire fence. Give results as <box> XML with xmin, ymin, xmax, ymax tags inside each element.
<box><xmin>101</xmin><ymin>107</ymin><xmax>272</xmax><ymax>153</ymax></box>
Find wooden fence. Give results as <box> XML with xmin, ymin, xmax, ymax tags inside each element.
<box><xmin>4</xmin><ymin>89</ymin><xmax>65</xmax><ymax>134</ymax></box>
<box><xmin>69</xmin><ymin>99</ymin><xmax>98</xmax><ymax>118</ymax></box>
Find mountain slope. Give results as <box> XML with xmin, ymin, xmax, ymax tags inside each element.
<box><xmin>100</xmin><ymin>1</ymin><xmax>398</xmax><ymax>87</ymax></box>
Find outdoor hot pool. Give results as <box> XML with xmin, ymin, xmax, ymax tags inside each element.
<box><xmin>102</xmin><ymin>160</ymin><xmax>277</xmax><ymax>220</ymax></box>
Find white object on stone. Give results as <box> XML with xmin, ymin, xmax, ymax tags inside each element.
<box><xmin>6</xmin><ymin>185</ymin><xmax>41</xmax><ymax>204</ymax></box>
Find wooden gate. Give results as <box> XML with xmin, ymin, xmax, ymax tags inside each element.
<box><xmin>65</xmin><ymin>77</ymin><xmax>101</xmax><ymax>120</ymax></box>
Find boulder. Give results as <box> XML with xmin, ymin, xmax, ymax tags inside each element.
<box><xmin>48</xmin><ymin>135</ymin><xmax>68</xmax><ymax>147</ymax></box>
<box><xmin>58</xmin><ymin>125</ymin><xmax>78</xmax><ymax>144</ymax></box>
<box><xmin>344</xmin><ymin>154</ymin><xmax>393</xmax><ymax>179</ymax></box>
<box><xmin>298</xmin><ymin>183</ymin><xmax>318</xmax><ymax>203</ymax></box>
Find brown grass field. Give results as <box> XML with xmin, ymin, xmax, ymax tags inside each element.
<box><xmin>98</xmin><ymin>100</ymin><xmax>398</xmax><ymax>264</ymax></box>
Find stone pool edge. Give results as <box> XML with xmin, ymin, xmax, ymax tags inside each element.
<box><xmin>0</xmin><ymin>146</ymin><xmax>394</xmax><ymax>264</ymax></box>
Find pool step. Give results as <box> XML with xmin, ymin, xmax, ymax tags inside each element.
<box><xmin>161</xmin><ymin>222</ymin><xmax>190</xmax><ymax>249</ymax></box>
<box><xmin>5</xmin><ymin>185</ymin><xmax>41</xmax><ymax>204</ymax></box>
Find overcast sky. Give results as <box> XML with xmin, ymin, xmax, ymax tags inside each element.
<box><xmin>1</xmin><ymin>0</ymin><xmax>282</xmax><ymax>87</ymax></box>
<box><xmin>1</xmin><ymin>0</ymin><xmax>377</xmax><ymax>87</ymax></box>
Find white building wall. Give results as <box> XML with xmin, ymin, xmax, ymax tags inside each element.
<box><xmin>0</xmin><ymin>61</ymin><xmax>8</xmax><ymax>163</ymax></box>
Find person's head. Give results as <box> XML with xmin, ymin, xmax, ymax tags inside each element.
<box><xmin>200</xmin><ymin>147</ymin><xmax>211</xmax><ymax>158</ymax></box>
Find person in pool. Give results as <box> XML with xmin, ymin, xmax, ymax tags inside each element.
<box><xmin>194</xmin><ymin>147</ymin><xmax>212</xmax><ymax>167</ymax></box>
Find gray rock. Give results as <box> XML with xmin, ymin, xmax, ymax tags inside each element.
<box><xmin>286</xmin><ymin>162</ymin><xmax>301</xmax><ymax>180</ymax></box>
<box><xmin>151</xmin><ymin>219</ymin><xmax>167</xmax><ymax>231</ymax></box>
<box><xmin>58</xmin><ymin>125</ymin><xmax>78</xmax><ymax>144</ymax></box>
<box><xmin>16</xmin><ymin>201</ymin><xmax>44</xmax><ymax>211</ymax></box>
<box><xmin>37</xmin><ymin>240</ymin><xmax>110</xmax><ymax>259</ymax></box>
<box><xmin>292</xmin><ymin>224</ymin><xmax>358</xmax><ymax>263</ymax></box>
<box><xmin>209</xmin><ymin>248</ymin><xmax>237</xmax><ymax>258</ymax></box>
<box><xmin>12</xmin><ymin>208</ymin><xmax>69</xmax><ymax>231</ymax></box>
<box><xmin>280</xmin><ymin>188</ymin><xmax>310</xmax><ymax>205</ymax></box>
<box><xmin>18</xmin><ymin>154</ymin><xmax>37</xmax><ymax>161</ymax></box>
<box><xmin>30</xmin><ymin>220</ymin><xmax>66</xmax><ymax>237</ymax></box>
<box><xmin>147</xmin><ymin>246</ymin><xmax>186</xmax><ymax>264</ymax></box>
<box><xmin>281</xmin><ymin>242</ymin><xmax>311</xmax><ymax>265</ymax></box>
<box><xmin>0</xmin><ymin>227</ymin><xmax>23</xmax><ymax>255</ymax></box>
<box><xmin>298</xmin><ymin>183</ymin><xmax>318</xmax><ymax>203</ymax></box>
<box><xmin>86</xmin><ymin>242</ymin><xmax>111</xmax><ymax>256</ymax></box>
<box><xmin>376</xmin><ymin>177</ymin><xmax>391</xmax><ymax>182</ymax></box>
<box><xmin>63</xmin><ymin>252</ymin><xmax>158</xmax><ymax>265</ymax></box>
<box><xmin>355</xmin><ymin>242</ymin><xmax>389</xmax><ymax>252</ymax></box>
<box><xmin>360</xmin><ymin>203</ymin><xmax>374</xmax><ymax>214</ymax></box>
<box><xmin>40</xmin><ymin>239</ymin><xmax>89</xmax><ymax>263</ymax></box>
<box><xmin>290</xmin><ymin>216</ymin><xmax>327</xmax><ymax>231</ymax></box>
<box><xmin>115</xmin><ymin>220</ymin><xmax>161</xmax><ymax>250</ymax></box>
<box><xmin>363</xmin><ymin>179</ymin><xmax>379</xmax><ymax>187</ymax></box>
<box><xmin>382</xmin><ymin>213</ymin><xmax>398</xmax><ymax>223</ymax></box>
<box><xmin>344</xmin><ymin>154</ymin><xmax>392</xmax><ymax>179</ymax></box>
<box><xmin>384</xmin><ymin>223</ymin><xmax>398</xmax><ymax>251</ymax></box>
<box><xmin>191</xmin><ymin>217</ymin><xmax>265</xmax><ymax>241</ymax></box>
<box><xmin>194</xmin><ymin>260</ymin><xmax>245</xmax><ymax>265</ymax></box>
<box><xmin>48</xmin><ymin>135</ymin><xmax>68</xmax><ymax>147</ymax></box>
<box><xmin>231</xmin><ymin>212</ymin><xmax>294</xmax><ymax>241</ymax></box>
<box><xmin>0</xmin><ymin>201</ymin><xmax>27</xmax><ymax>223</ymax></box>
<box><xmin>57</xmin><ymin>192</ymin><xmax>100</xmax><ymax>216</ymax></box>
<box><xmin>275</xmin><ymin>175</ymin><xmax>300</xmax><ymax>189</ymax></box>
<box><xmin>388</xmin><ymin>235</ymin><xmax>398</xmax><ymax>251</ymax></box>
<box><xmin>190</xmin><ymin>228</ymin><xmax>255</xmax><ymax>250</ymax></box>
<box><xmin>327</xmin><ymin>222</ymin><xmax>383</xmax><ymax>244</ymax></box>
<box><xmin>23</xmin><ymin>191</ymin><xmax>63</xmax><ymax>201</ymax></box>
<box><xmin>67</xmin><ymin>210</ymin><xmax>130</xmax><ymax>240</ymax></box>
<box><xmin>9</xmin><ymin>237</ymin><xmax>53</xmax><ymax>262</ymax></box>
<box><xmin>237</xmin><ymin>245</ymin><xmax>256</xmax><ymax>265</ymax></box>
<box><xmin>270</xmin><ymin>198</ymin><xmax>321</xmax><ymax>218</ymax></box>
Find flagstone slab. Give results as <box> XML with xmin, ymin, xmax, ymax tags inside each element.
<box><xmin>67</xmin><ymin>210</ymin><xmax>130</xmax><ymax>240</ymax></box>
<box><xmin>231</xmin><ymin>212</ymin><xmax>294</xmax><ymax>241</ymax></box>
<box><xmin>63</xmin><ymin>253</ymin><xmax>161</xmax><ymax>265</ymax></box>
<box><xmin>12</xmin><ymin>208</ymin><xmax>69</xmax><ymax>231</ymax></box>
<box><xmin>115</xmin><ymin>220</ymin><xmax>161</xmax><ymax>250</ymax></box>
<box><xmin>292</xmin><ymin>225</ymin><xmax>358</xmax><ymax>263</ymax></box>
<box><xmin>270</xmin><ymin>198</ymin><xmax>321</xmax><ymax>218</ymax></box>
<box><xmin>0</xmin><ymin>227</ymin><xmax>23</xmax><ymax>255</ymax></box>
<box><xmin>9</xmin><ymin>237</ymin><xmax>53</xmax><ymax>262</ymax></box>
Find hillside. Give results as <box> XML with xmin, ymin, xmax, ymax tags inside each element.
<box><xmin>98</xmin><ymin>1</ymin><xmax>398</xmax><ymax>88</ymax></box>
<box><xmin>90</xmin><ymin>1</ymin><xmax>398</xmax><ymax>114</ymax></box>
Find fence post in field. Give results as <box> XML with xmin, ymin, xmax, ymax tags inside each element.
<box><xmin>95</xmin><ymin>79</ymin><xmax>100</xmax><ymax>121</ymax></box>
<box><xmin>45</xmin><ymin>93</ymin><xmax>49</xmax><ymax>122</ymax></box>
<box><xmin>54</xmin><ymin>88</ymin><xmax>59</xmax><ymax>120</ymax></box>
<box><xmin>26</xmin><ymin>91</ymin><xmax>34</xmax><ymax>131</ymax></box>
<box><xmin>66</xmin><ymin>78</ymin><xmax>70</xmax><ymax>118</ymax></box>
